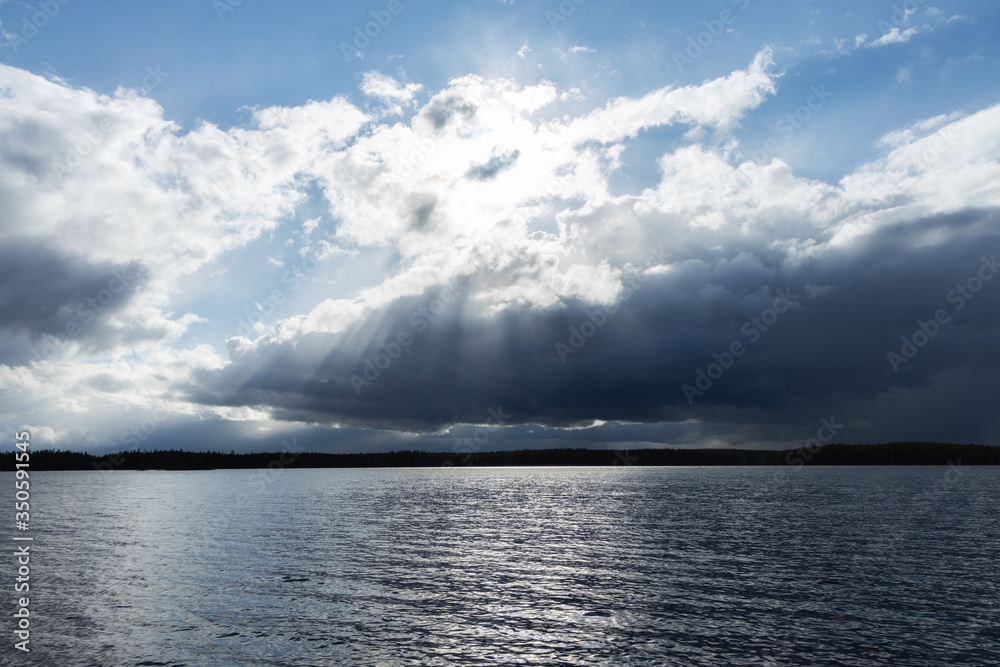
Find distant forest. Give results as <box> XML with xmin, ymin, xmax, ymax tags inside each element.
<box><xmin>3</xmin><ymin>442</ymin><xmax>999</xmax><ymax>471</ymax></box>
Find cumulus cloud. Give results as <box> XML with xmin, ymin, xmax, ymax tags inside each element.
<box><xmin>189</xmin><ymin>107</ymin><xmax>1000</xmax><ymax>437</ymax></box>
<box><xmin>359</xmin><ymin>71</ymin><xmax>423</xmax><ymax>116</ymax></box>
<box><xmin>0</xmin><ymin>62</ymin><xmax>367</xmax><ymax>433</ymax></box>
<box><xmin>185</xmin><ymin>63</ymin><xmax>1000</xmax><ymax>445</ymax></box>
<box><xmin>4</xmin><ymin>49</ymin><xmax>1000</xmax><ymax>452</ymax></box>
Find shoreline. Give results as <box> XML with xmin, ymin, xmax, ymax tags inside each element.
<box><xmin>3</xmin><ymin>442</ymin><xmax>999</xmax><ymax>471</ymax></box>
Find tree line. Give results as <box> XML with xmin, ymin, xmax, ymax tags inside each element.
<box><xmin>2</xmin><ymin>442</ymin><xmax>999</xmax><ymax>471</ymax></box>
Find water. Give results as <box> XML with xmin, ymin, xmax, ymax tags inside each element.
<box><xmin>3</xmin><ymin>466</ymin><xmax>998</xmax><ymax>666</ymax></box>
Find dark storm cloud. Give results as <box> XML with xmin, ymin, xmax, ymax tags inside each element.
<box><xmin>0</xmin><ymin>241</ymin><xmax>147</xmax><ymax>365</ymax></box>
<box><xmin>182</xmin><ymin>207</ymin><xmax>1000</xmax><ymax>445</ymax></box>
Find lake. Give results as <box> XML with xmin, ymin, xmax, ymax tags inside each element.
<box><xmin>3</xmin><ymin>466</ymin><xmax>998</xmax><ymax>665</ymax></box>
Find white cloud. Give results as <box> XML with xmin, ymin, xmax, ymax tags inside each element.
<box><xmin>0</xmin><ymin>63</ymin><xmax>368</xmax><ymax>427</ymax></box>
<box><xmin>869</xmin><ymin>26</ymin><xmax>921</xmax><ymax>47</ymax></box>
<box><xmin>5</xmin><ymin>51</ymin><xmax>1000</xmax><ymax>439</ymax></box>
<box><xmin>360</xmin><ymin>71</ymin><xmax>422</xmax><ymax>105</ymax></box>
<box><xmin>0</xmin><ymin>64</ymin><xmax>367</xmax><ymax>280</ymax></box>
<box><xmin>552</xmin><ymin>45</ymin><xmax>596</xmax><ymax>58</ymax></box>
<box><xmin>841</xmin><ymin>104</ymin><xmax>1000</xmax><ymax>216</ymax></box>
<box><xmin>562</xmin><ymin>48</ymin><xmax>776</xmax><ymax>141</ymax></box>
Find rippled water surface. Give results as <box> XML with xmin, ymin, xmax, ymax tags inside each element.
<box><xmin>3</xmin><ymin>466</ymin><xmax>999</xmax><ymax>666</ymax></box>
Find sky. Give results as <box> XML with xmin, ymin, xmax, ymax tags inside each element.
<box><xmin>1</xmin><ymin>0</ymin><xmax>999</xmax><ymax>455</ymax></box>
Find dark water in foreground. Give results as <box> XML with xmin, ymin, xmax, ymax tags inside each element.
<box><xmin>2</xmin><ymin>466</ymin><xmax>998</xmax><ymax>666</ymax></box>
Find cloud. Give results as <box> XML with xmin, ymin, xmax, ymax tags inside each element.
<box><xmin>869</xmin><ymin>26</ymin><xmax>921</xmax><ymax>47</ymax></box>
<box><xmin>0</xmin><ymin>240</ymin><xmax>160</xmax><ymax>367</ymax></box>
<box><xmin>186</xmin><ymin>199</ymin><xmax>1000</xmax><ymax>439</ymax></box>
<box><xmin>0</xmin><ymin>63</ymin><xmax>366</xmax><ymax>281</ymax></box>
<box><xmin>466</xmin><ymin>148</ymin><xmax>521</xmax><ymax>180</ymax></box>
<box><xmin>4</xmin><ymin>50</ymin><xmax>1000</xmax><ymax>451</ymax></box>
<box><xmin>182</xmin><ymin>84</ymin><xmax>1000</xmax><ymax>443</ymax></box>
<box><xmin>553</xmin><ymin>45</ymin><xmax>596</xmax><ymax>58</ymax></box>
<box><xmin>359</xmin><ymin>71</ymin><xmax>423</xmax><ymax>115</ymax></box>
<box><xmin>848</xmin><ymin>6</ymin><xmax>962</xmax><ymax>52</ymax></box>
<box><xmin>563</xmin><ymin>48</ymin><xmax>777</xmax><ymax>140</ymax></box>
<box><xmin>0</xmin><ymin>61</ymin><xmax>368</xmax><ymax>431</ymax></box>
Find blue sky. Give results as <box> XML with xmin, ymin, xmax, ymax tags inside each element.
<box><xmin>2</xmin><ymin>0</ymin><xmax>1000</xmax><ymax>454</ymax></box>
<box><xmin>5</xmin><ymin>2</ymin><xmax>996</xmax><ymax>144</ymax></box>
